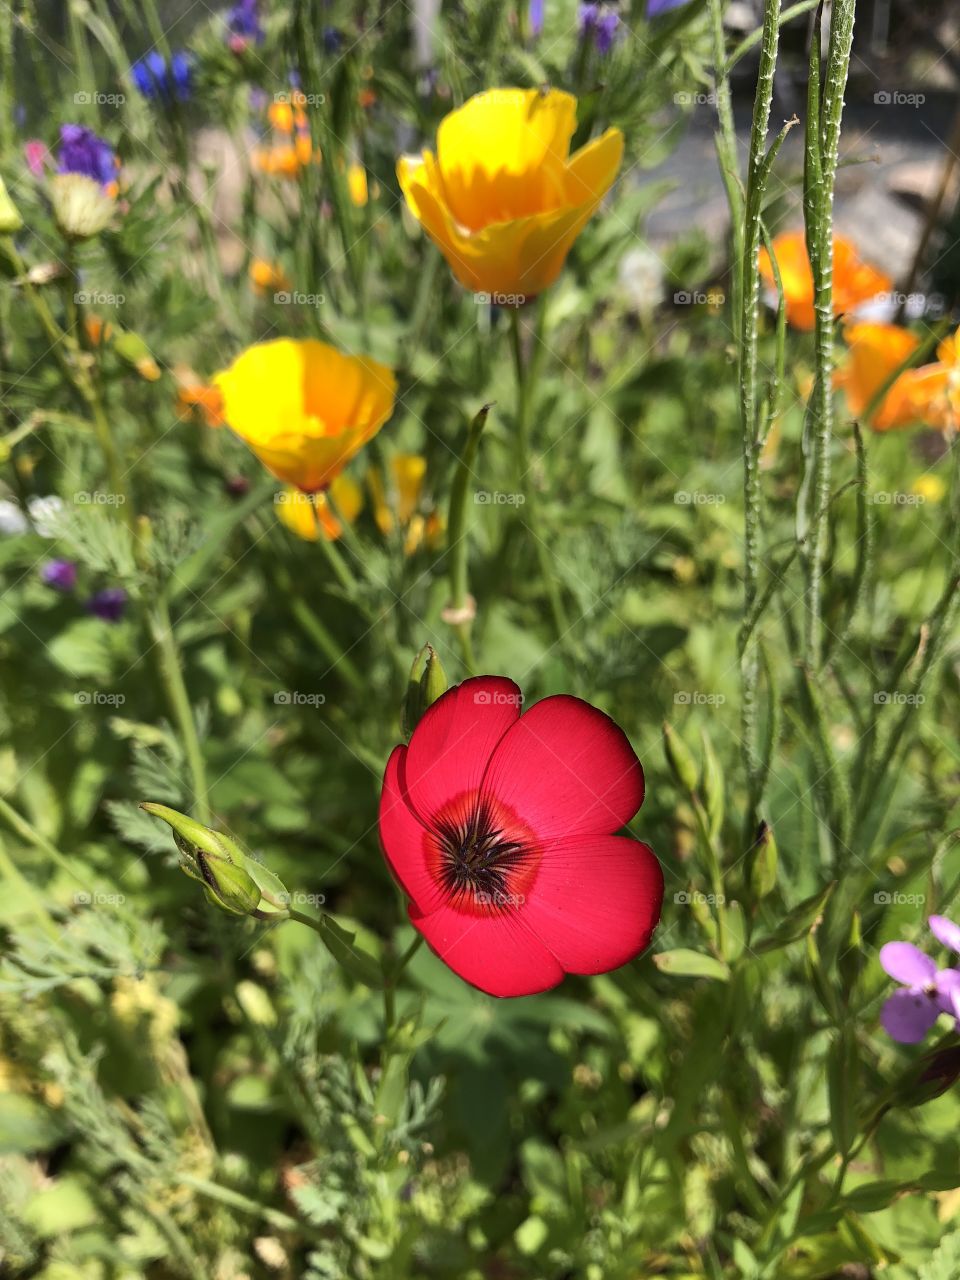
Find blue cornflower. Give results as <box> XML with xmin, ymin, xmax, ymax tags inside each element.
<box><xmin>131</xmin><ymin>50</ymin><xmax>192</xmax><ymax>103</ymax></box>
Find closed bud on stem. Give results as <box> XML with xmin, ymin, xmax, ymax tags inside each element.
<box><xmin>0</xmin><ymin>176</ymin><xmax>23</xmax><ymax>234</ymax></box>
<box><xmin>140</xmin><ymin>802</ymin><xmax>289</xmax><ymax>918</ymax></box>
<box><xmin>749</xmin><ymin>820</ymin><xmax>778</xmax><ymax>902</ymax></box>
<box><xmin>662</xmin><ymin>722</ymin><xmax>698</xmax><ymax>794</ymax></box>
<box><xmin>402</xmin><ymin>643</ymin><xmax>448</xmax><ymax>739</ymax></box>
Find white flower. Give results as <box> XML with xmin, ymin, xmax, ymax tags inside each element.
<box><xmin>618</xmin><ymin>246</ymin><xmax>665</xmax><ymax>313</ymax></box>
<box><xmin>27</xmin><ymin>494</ymin><xmax>65</xmax><ymax>537</ymax></box>
<box><xmin>0</xmin><ymin>499</ymin><xmax>28</xmax><ymax>535</ymax></box>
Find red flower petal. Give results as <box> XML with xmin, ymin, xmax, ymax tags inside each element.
<box><xmin>403</xmin><ymin>675</ymin><xmax>521</xmax><ymax>825</ymax></box>
<box><xmin>409</xmin><ymin>900</ymin><xmax>564</xmax><ymax>997</ymax></box>
<box><xmin>521</xmin><ymin>835</ymin><xmax>662</xmax><ymax>974</ymax></box>
<box><xmin>480</xmin><ymin>694</ymin><xmax>644</xmax><ymax>839</ymax></box>
<box><xmin>378</xmin><ymin>745</ymin><xmax>444</xmax><ymax>914</ymax></box>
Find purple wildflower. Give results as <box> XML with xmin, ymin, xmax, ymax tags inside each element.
<box><xmin>87</xmin><ymin>587</ymin><xmax>128</xmax><ymax>623</ymax></box>
<box><xmin>579</xmin><ymin>3</ymin><xmax>620</xmax><ymax>53</ymax></box>
<box><xmin>930</xmin><ymin>915</ymin><xmax>960</xmax><ymax>953</ymax></box>
<box><xmin>131</xmin><ymin>51</ymin><xmax>192</xmax><ymax>103</ymax></box>
<box><xmin>57</xmin><ymin>125</ymin><xmax>116</xmax><ymax>189</ymax></box>
<box><xmin>647</xmin><ymin>0</ymin><xmax>688</xmax><ymax>15</ymax></box>
<box><xmin>228</xmin><ymin>0</ymin><xmax>263</xmax><ymax>42</ymax></box>
<box><xmin>41</xmin><ymin>559</ymin><xmax>77</xmax><ymax>592</ymax></box>
<box><xmin>529</xmin><ymin>0</ymin><xmax>545</xmax><ymax>36</ymax></box>
<box><xmin>879</xmin><ymin>941</ymin><xmax>960</xmax><ymax>1043</ymax></box>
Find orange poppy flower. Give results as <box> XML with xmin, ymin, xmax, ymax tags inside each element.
<box><xmin>838</xmin><ymin>323</ymin><xmax>951</xmax><ymax>432</ymax></box>
<box><xmin>759</xmin><ymin>231</ymin><xmax>891</xmax><ymax>331</ymax></box>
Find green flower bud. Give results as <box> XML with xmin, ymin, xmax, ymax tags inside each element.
<box><xmin>0</xmin><ymin>175</ymin><xmax>23</xmax><ymax>234</ymax></box>
<box><xmin>662</xmin><ymin>722</ymin><xmax>698</xmax><ymax>794</ymax></box>
<box><xmin>402</xmin><ymin>643</ymin><xmax>448</xmax><ymax>739</ymax></box>
<box><xmin>749</xmin><ymin>820</ymin><xmax>778</xmax><ymax>901</ymax></box>
<box><xmin>140</xmin><ymin>802</ymin><xmax>288</xmax><ymax>918</ymax></box>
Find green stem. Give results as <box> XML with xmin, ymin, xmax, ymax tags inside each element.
<box><xmin>508</xmin><ymin>305</ymin><xmax>570</xmax><ymax>643</ymax></box>
<box><xmin>805</xmin><ymin>0</ymin><xmax>856</xmax><ymax>667</ymax></box>
<box><xmin>148</xmin><ymin>599</ymin><xmax>211</xmax><ymax>825</ymax></box>
<box><xmin>446</xmin><ymin>403</ymin><xmax>492</xmax><ymax>671</ymax></box>
<box><xmin>179</xmin><ymin>1174</ymin><xmax>307</xmax><ymax>1236</ymax></box>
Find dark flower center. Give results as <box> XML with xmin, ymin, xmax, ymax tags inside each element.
<box><xmin>428</xmin><ymin>793</ymin><xmax>539</xmax><ymax>914</ymax></box>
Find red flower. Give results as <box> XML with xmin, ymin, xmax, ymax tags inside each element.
<box><xmin>379</xmin><ymin>675</ymin><xmax>663</xmax><ymax>997</ymax></box>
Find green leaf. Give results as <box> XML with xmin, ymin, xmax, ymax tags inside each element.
<box><xmin>754</xmin><ymin>882</ymin><xmax>837</xmax><ymax>953</ymax></box>
<box><xmin>653</xmin><ymin>949</ymin><xmax>730</xmax><ymax>980</ymax></box>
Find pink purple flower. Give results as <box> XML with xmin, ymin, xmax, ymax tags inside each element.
<box><xmin>227</xmin><ymin>0</ymin><xmax>263</xmax><ymax>41</ymax></box>
<box><xmin>579</xmin><ymin>3</ymin><xmax>620</xmax><ymax>53</ymax></box>
<box><xmin>41</xmin><ymin>559</ymin><xmax>77</xmax><ymax>592</ymax></box>
<box><xmin>879</xmin><ymin>941</ymin><xmax>960</xmax><ymax>1043</ymax></box>
<box><xmin>57</xmin><ymin>125</ymin><xmax>116</xmax><ymax>189</ymax></box>
<box><xmin>87</xmin><ymin>587</ymin><xmax>127</xmax><ymax>622</ymax></box>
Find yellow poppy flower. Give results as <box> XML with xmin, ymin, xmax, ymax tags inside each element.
<box><xmin>249</xmin><ymin>258</ymin><xmax>290</xmax><ymax>294</ymax></box>
<box><xmin>368</xmin><ymin>454</ymin><xmax>443</xmax><ymax>555</ymax></box>
<box><xmin>837</xmin><ymin>323</ymin><xmax>951</xmax><ymax>432</ymax></box>
<box><xmin>214</xmin><ymin>338</ymin><xmax>397</xmax><ymax>493</ymax></box>
<box><xmin>912</xmin><ymin>474</ymin><xmax>946</xmax><ymax>504</ymax></box>
<box><xmin>759</xmin><ymin>231</ymin><xmax>891</xmax><ymax>331</ymax></box>
<box><xmin>347</xmin><ymin>164</ymin><xmax>369</xmax><ymax>208</ymax></box>
<box><xmin>397</xmin><ymin>88</ymin><xmax>623</xmax><ymax>298</ymax></box>
<box><xmin>276</xmin><ymin>473</ymin><xmax>364</xmax><ymax>542</ymax></box>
